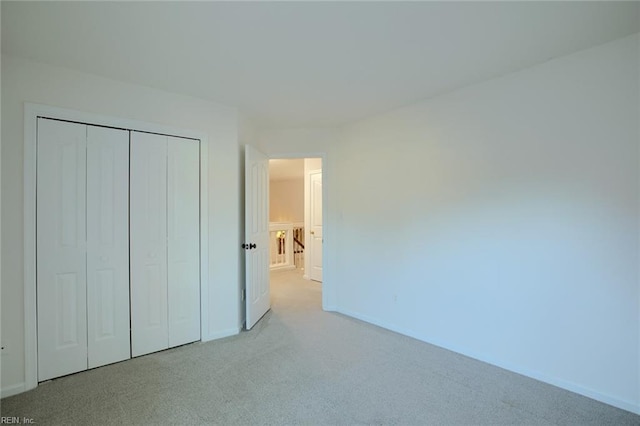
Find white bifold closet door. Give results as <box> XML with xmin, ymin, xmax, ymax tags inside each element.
<box><xmin>130</xmin><ymin>132</ymin><xmax>200</xmax><ymax>357</ymax></box>
<box><xmin>167</xmin><ymin>137</ymin><xmax>201</xmax><ymax>347</ymax></box>
<box><xmin>37</xmin><ymin>119</ymin><xmax>130</xmax><ymax>381</ymax></box>
<box><xmin>86</xmin><ymin>126</ymin><xmax>131</xmax><ymax>368</ymax></box>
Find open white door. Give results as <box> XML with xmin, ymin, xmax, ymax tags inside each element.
<box><xmin>245</xmin><ymin>145</ymin><xmax>270</xmax><ymax>329</ymax></box>
<box><xmin>167</xmin><ymin>136</ymin><xmax>201</xmax><ymax>347</ymax></box>
<box><xmin>308</xmin><ymin>170</ymin><xmax>323</xmax><ymax>282</ymax></box>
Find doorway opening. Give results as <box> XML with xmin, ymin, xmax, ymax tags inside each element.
<box><xmin>268</xmin><ymin>158</ymin><xmax>323</xmax><ymax>301</ymax></box>
<box><xmin>244</xmin><ymin>146</ymin><xmax>327</xmax><ymax>330</ymax></box>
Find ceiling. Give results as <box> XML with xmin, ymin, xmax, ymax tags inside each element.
<box><xmin>2</xmin><ymin>2</ymin><xmax>638</xmax><ymax>129</ymax></box>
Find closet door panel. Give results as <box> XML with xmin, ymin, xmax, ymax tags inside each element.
<box><xmin>86</xmin><ymin>126</ymin><xmax>131</xmax><ymax>368</ymax></box>
<box><xmin>167</xmin><ymin>137</ymin><xmax>200</xmax><ymax>347</ymax></box>
<box><xmin>37</xmin><ymin>119</ymin><xmax>88</xmax><ymax>381</ymax></box>
<box><xmin>130</xmin><ymin>132</ymin><xmax>169</xmax><ymax>357</ymax></box>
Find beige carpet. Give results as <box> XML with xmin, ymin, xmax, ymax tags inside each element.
<box><xmin>1</xmin><ymin>268</ymin><xmax>638</xmax><ymax>425</ymax></box>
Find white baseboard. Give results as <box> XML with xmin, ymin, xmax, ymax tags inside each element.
<box><xmin>201</xmin><ymin>327</ymin><xmax>240</xmax><ymax>342</ymax></box>
<box><xmin>1</xmin><ymin>382</ymin><xmax>26</xmax><ymax>399</ymax></box>
<box><xmin>337</xmin><ymin>308</ymin><xmax>640</xmax><ymax>415</ymax></box>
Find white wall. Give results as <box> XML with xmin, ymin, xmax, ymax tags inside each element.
<box><xmin>1</xmin><ymin>55</ymin><xmax>241</xmax><ymax>394</ymax></box>
<box><xmin>304</xmin><ymin>158</ymin><xmax>322</xmax><ymax>172</ymax></box>
<box><xmin>0</xmin><ymin>10</ymin><xmax>3</xmax><ymax>396</ymax></box>
<box><xmin>332</xmin><ymin>34</ymin><xmax>640</xmax><ymax>413</ymax></box>
<box><xmin>270</xmin><ymin>179</ymin><xmax>304</xmax><ymax>223</ymax></box>
<box><xmin>257</xmin><ymin>128</ymin><xmax>338</xmax><ymax>156</ymax></box>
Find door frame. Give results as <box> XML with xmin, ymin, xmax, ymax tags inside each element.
<box><xmin>267</xmin><ymin>152</ymin><xmax>332</xmax><ymax>311</ymax></box>
<box><xmin>23</xmin><ymin>103</ymin><xmax>209</xmax><ymax>392</ymax></box>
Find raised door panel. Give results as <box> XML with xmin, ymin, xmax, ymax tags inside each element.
<box><xmin>86</xmin><ymin>126</ymin><xmax>131</xmax><ymax>368</ymax></box>
<box><xmin>36</xmin><ymin>119</ymin><xmax>88</xmax><ymax>381</ymax></box>
<box><xmin>167</xmin><ymin>137</ymin><xmax>200</xmax><ymax>347</ymax></box>
<box><xmin>130</xmin><ymin>132</ymin><xmax>169</xmax><ymax>357</ymax></box>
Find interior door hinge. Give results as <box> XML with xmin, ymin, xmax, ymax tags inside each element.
<box><xmin>241</xmin><ymin>289</ymin><xmax>246</xmax><ymax>301</ymax></box>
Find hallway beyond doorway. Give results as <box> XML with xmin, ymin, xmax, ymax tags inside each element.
<box><xmin>270</xmin><ymin>268</ymin><xmax>322</xmax><ymax>312</ymax></box>
<box><xmin>268</xmin><ymin>157</ymin><xmax>323</xmax><ymax>282</ymax></box>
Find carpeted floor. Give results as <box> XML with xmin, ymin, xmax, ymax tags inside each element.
<box><xmin>1</xmin><ymin>268</ymin><xmax>638</xmax><ymax>425</ymax></box>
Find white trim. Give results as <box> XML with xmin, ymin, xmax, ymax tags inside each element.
<box><xmin>268</xmin><ymin>152</ymin><xmax>332</xmax><ymax>311</ymax></box>
<box><xmin>199</xmin><ymin>137</ymin><xmax>210</xmax><ymax>341</ymax></box>
<box><xmin>24</xmin><ymin>104</ymin><xmax>38</xmax><ymax>392</ymax></box>
<box><xmin>23</xmin><ymin>103</ymin><xmax>210</xmax><ymax>392</ymax></box>
<box><xmin>338</xmin><ymin>307</ymin><xmax>640</xmax><ymax>415</ymax></box>
<box><xmin>1</xmin><ymin>383</ymin><xmax>26</xmax><ymax>399</ymax></box>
